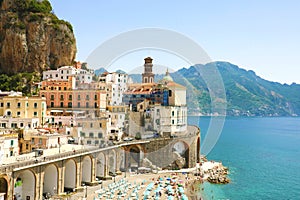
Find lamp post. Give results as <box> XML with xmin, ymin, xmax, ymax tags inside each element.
<box><xmin>113</xmin><ymin>173</ymin><xmax>116</xmax><ymax>183</ymax></box>
<box><xmin>84</xmin><ymin>185</ymin><xmax>87</xmax><ymax>199</ymax></box>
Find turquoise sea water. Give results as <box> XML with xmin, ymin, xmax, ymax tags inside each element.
<box><xmin>188</xmin><ymin>117</ymin><xmax>300</xmax><ymax>200</ymax></box>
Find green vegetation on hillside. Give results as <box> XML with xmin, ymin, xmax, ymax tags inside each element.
<box><xmin>0</xmin><ymin>72</ymin><xmax>41</xmax><ymax>96</ymax></box>
<box><xmin>14</xmin><ymin>0</ymin><xmax>52</xmax><ymax>13</ymax></box>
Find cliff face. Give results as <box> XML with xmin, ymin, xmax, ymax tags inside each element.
<box><xmin>0</xmin><ymin>0</ymin><xmax>77</xmax><ymax>74</ymax></box>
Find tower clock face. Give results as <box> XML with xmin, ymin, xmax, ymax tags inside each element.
<box><xmin>173</xmin><ymin>142</ymin><xmax>186</xmax><ymax>155</ymax></box>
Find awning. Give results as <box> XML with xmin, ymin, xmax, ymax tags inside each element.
<box><xmin>50</xmin><ymin>110</ymin><xmax>63</xmax><ymax>113</ymax></box>
<box><xmin>66</xmin><ymin>110</ymin><xmax>85</xmax><ymax>114</ymax></box>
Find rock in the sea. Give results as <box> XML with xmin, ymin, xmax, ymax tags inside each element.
<box><xmin>0</xmin><ymin>0</ymin><xmax>76</xmax><ymax>74</ymax></box>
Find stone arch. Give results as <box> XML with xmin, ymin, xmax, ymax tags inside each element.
<box><xmin>96</xmin><ymin>152</ymin><xmax>105</xmax><ymax>179</ymax></box>
<box><xmin>127</xmin><ymin>145</ymin><xmax>145</xmax><ymax>170</ymax></box>
<box><xmin>43</xmin><ymin>164</ymin><xmax>59</xmax><ymax>196</ymax></box>
<box><xmin>172</xmin><ymin>140</ymin><xmax>190</xmax><ymax>167</ymax></box>
<box><xmin>64</xmin><ymin>159</ymin><xmax>76</xmax><ymax>193</ymax></box>
<box><xmin>81</xmin><ymin>155</ymin><xmax>92</xmax><ymax>183</ymax></box>
<box><xmin>108</xmin><ymin>149</ymin><xmax>116</xmax><ymax>174</ymax></box>
<box><xmin>0</xmin><ymin>176</ymin><xmax>9</xmax><ymax>200</ymax></box>
<box><xmin>14</xmin><ymin>169</ymin><xmax>36</xmax><ymax>200</ymax></box>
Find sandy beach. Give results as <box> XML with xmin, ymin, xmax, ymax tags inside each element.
<box><xmin>62</xmin><ymin>160</ymin><xmax>228</xmax><ymax>200</ymax></box>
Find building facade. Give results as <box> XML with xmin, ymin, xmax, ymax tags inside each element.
<box><xmin>0</xmin><ymin>95</ymin><xmax>47</xmax><ymax>127</ymax></box>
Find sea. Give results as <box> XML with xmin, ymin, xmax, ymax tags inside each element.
<box><xmin>188</xmin><ymin>116</ymin><xmax>300</xmax><ymax>200</ymax></box>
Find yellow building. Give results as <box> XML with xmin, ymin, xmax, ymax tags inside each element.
<box><xmin>0</xmin><ymin>95</ymin><xmax>47</xmax><ymax>126</ymax></box>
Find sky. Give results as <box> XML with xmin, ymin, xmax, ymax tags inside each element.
<box><xmin>49</xmin><ymin>0</ymin><xmax>300</xmax><ymax>84</ymax></box>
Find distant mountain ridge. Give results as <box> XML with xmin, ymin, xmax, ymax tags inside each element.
<box><xmin>128</xmin><ymin>61</ymin><xmax>300</xmax><ymax>116</ymax></box>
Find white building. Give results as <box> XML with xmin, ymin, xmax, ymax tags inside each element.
<box><xmin>152</xmin><ymin>105</ymin><xmax>187</xmax><ymax>136</ymax></box>
<box><xmin>106</xmin><ymin>109</ymin><xmax>126</xmax><ymax>141</ymax></box>
<box><xmin>99</xmin><ymin>72</ymin><xmax>128</xmax><ymax>106</ymax></box>
<box><xmin>0</xmin><ymin>117</ymin><xmax>39</xmax><ymax>129</ymax></box>
<box><xmin>42</xmin><ymin>66</ymin><xmax>94</xmax><ymax>86</ymax></box>
<box><xmin>0</xmin><ymin>131</ymin><xmax>19</xmax><ymax>162</ymax></box>
<box><xmin>76</xmin><ymin>68</ymin><xmax>93</xmax><ymax>84</ymax></box>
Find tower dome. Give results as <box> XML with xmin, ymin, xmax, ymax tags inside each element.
<box><xmin>162</xmin><ymin>68</ymin><xmax>173</xmax><ymax>82</ymax></box>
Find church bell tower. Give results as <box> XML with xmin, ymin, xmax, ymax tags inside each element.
<box><xmin>142</xmin><ymin>57</ymin><xmax>155</xmax><ymax>83</ymax></box>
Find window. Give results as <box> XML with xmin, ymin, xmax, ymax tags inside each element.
<box><xmin>51</xmin><ymin>102</ymin><xmax>54</xmax><ymax>107</ymax></box>
<box><xmin>34</xmin><ymin>112</ymin><xmax>37</xmax><ymax>117</ymax></box>
<box><xmin>60</xmin><ymin>94</ymin><xmax>64</xmax><ymax>100</ymax></box>
<box><xmin>69</xmin><ymin>95</ymin><xmax>72</xmax><ymax>100</ymax></box>
<box><xmin>17</xmin><ymin>111</ymin><xmax>21</xmax><ymax>116</ymax></box>
<box><xmin>20</xmin><ymin>123</ymin><xmax>23</xmax><ymax>127</ymax></box>
<box><xmin>78</xmin><ymin>95</ymin><xmax>81</xmax><ymax>100</ymax></box>
<box><xmin>94</xmin><ymin>94</ymin><xmax>97</xmax><ymax>100</ymax></box>
<box><xmin>7</xmin><ymin>111</ymin><xmax>11</xmax><ymax>116</ymax></box>
<box><xmin>31</xmin><ymin>138</ymin><xmax>34</xmax><ymax>143</ymax></box>
<box><xmin>0</xmin><ymin>103</ymin><xmax>3</xmax><ymax>107</ymax></box>
<box><xmin>172</xmin><ymin>111</ymin><xmax>175</xmax><ymax>116</ymax></box>
<box><xmin>34</xmin><ymin>103</ymin><xmax>38</xmax><ymax>108</ymax></box>
<box><xmin>98</xmin><ymin>133</ymin><xmax>103</xmax><ymax>138</ymax></box>
<box><xmin>26</xmin><ymin>144</ymin><xmax>29</xmax><ymax>150</ymax></box>
<box><xmin>89</xmin><ymin>132</ymin><xmax>94</xmax><ymax>138</ymax></box>
<box><xmin>169</xmin><ymin>90</ymin><xmax>172</xmax><ymax>97</ymax></box>
<box><xmin>86</xmin><ymin>102</ymin><xmax>89</xmax><ymax>108</ymax></box>
<box><xmin>10</xmin><ymin>140</ymin><xmax>14</xmax><ymax>146</ymax></box>
<box><xmin>86</xmin><ymin>95</ymin><xmax>89</xmax><ymax>100</ymax></box>
<box><xmin>64</xmin><ymin>87</ymin><xmax>67</xmax><ymax>90</ymax></box>
<box><xmin>172</xmin><ymin>120</ymin><xmax>175</xmax><ymax>125</ymax></box>
<box><xmin>39</xmin><ymin>138</ymin><xmax>42</xmax><ymax>144</ymax></box>
<box><xmin>17</xmin><ymin>102</ymin><xmax>21</xmax><ymax>108</ymax></box>
<box><xmin>51</xmin><ymin>95</ymin><xmax>54</xmax><ymax>100</ymax></box>
<box><xmin>90</xmin><ymin>123</ymin><xmax>93</xmax><ymax>128</ymax></box>
<box><xmin>6</xmin><ymin>102</ymin><xmax>10</xmax><ymax>108</ymax></box>
<box><xmin>68</xmin><ymin>102</ymin><xmax>72</xmax><ymax>108</ymax></box>
<box><xmin>80</xmin><ymin>132</ymin><xmax>85</xmax><ymax>137</ymax></box>
<box><xmin>60</xmin><ymin>102</ymin><xmax>64</xmax><ymax>107</ymax></box>
<box><xmin>77</xmin><ymin>102</ymin><xmax>80</xmax><ymax>108</ymax></box>
<box><xmin>87</xmin><ymin>140</ymin><xmax>91</xmax><ymax>145</ymax></box>
<box><xmin>94</xmin><ymin>102</ymin><xmax>98</xmax><ymax>108</ymax></box>
<box><xmin>95</xmin><ymin>140</ymin><xmax>99</xmax><ymax>145</ymax></box>
<box><xmin>99</xmin><ymin>123</ymin><xmax>102</xmax><ymax>128</ymax></box>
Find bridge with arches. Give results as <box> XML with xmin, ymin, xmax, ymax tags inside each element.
<box><xmin>0</xmin><ymin>126</ymin><xmax>200</xmax><ymax>200</ymax></box>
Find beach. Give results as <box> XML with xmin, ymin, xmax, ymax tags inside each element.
<box><xmin>62</xmin><ymin>160</ymin><xmax>228</xmax><ymax>200</ymax></box>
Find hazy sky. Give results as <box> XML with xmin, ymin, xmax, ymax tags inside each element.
<box><xmin>49</xmin><ymin>0</ymin><xmax>300</xmax><ymax>84</ymax></box>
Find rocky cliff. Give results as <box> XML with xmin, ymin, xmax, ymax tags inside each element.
<box><xmin>0</xmin><ymin>0</ymin><xmax>76</xmax><ymax>74</ymax></box>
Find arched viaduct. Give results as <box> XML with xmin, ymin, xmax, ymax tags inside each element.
<box><xmin>0</xmin><ymin>126</ymin><xmax>200</xmax><ymax>200</ymax></box>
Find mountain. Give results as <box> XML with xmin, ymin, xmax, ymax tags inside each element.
<box><xmin>95</xmin><ymin>67</ymin><xmax>108</xmax><ymax>76</ymax></box>
<box><xmin>0</xmin><ymin>0</ymin><xmax>76</xmax><ymax>74</ymax></box>
<box><xmin>116</xmin><ymin>69</ymin><xmax>126</xmax><ymax>74</ymax></box>
<box><xmin>129</xmin><ymin>62</ymin><xmax>300</xmax><ymax>116</ymax></box>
